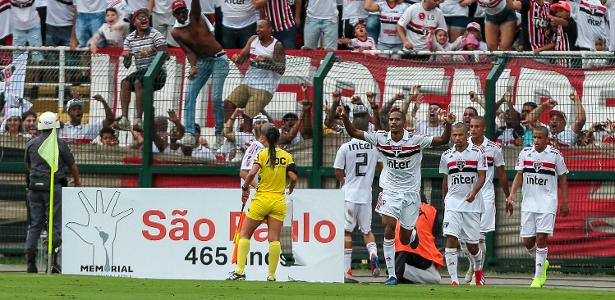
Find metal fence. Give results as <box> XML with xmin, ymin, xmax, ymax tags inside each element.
<box><xmin>1</xmin><ymin>46</ymin><xmax>614</xmax><ymax>273</ymax></box>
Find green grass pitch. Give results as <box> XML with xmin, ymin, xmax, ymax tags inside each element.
<box><xmin>1</xmin><ymin>274</ymin><xmax>613</xmax><ymax>299</ymax></box>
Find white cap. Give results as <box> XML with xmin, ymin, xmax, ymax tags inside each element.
<box><xmin>38</xmin><ymin>111</ymin><xmax>60</xmax><ymax>130</ymax></box>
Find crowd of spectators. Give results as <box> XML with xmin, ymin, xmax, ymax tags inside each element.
<box><xmin>2</xmin><ymin>0</ymin><xmax>614</xmax><ymax>54</ymax></box>
<box><xmin>1</xmin><ymin>0</ymin><xmax>614</xmax><ymax>167</ymax></box>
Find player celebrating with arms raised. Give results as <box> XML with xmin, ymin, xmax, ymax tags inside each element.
<box><xmin>339</xmin><ymin>106</ymin><xmax>454</xmax><ymax>285</ymax></box>
<box><xmin>439</xmin><ymin>123</ymin><xmax>487</xmax><ymax>286</ymax></box>
<box><xmin>506</xmin><ymin>126</ymin><xmax>569</xmax><ymax>288</ymax></box>
<box><xmin>227</xmin><ymin>124</ymin><xmax>298</xmax><ymax>281</ymax></box>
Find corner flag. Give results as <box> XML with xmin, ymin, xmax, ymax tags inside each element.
<box><xmin>37</xmin><ymin>128</ymin><xmax>59</xmax><ymax>275</ymax></box>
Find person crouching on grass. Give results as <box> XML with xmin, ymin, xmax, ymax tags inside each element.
<box><xmin>227</xmin><ymin>124</ymin><xmax>298</xmax><ymax>281</ymax></box>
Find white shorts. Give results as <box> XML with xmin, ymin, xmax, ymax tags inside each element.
<box><xmin>480</xmin><ymin>201</ymin><xmax>496</xmax><ymax>233</ymax></box>
<box><xmin>345</xmin><ymin>201</ymin><xmax>372</xmax><ymax>234</ymax></box>
<box><xmin>443</xmin><ymin>210</ymin><xmax>481</xmax><ymax>244</ymax></box>
<box><xmin>376</xmin><ymin>190</ymin><xmax>420</xmax><ymax>230</ymax></box>
<box><xmin>520</xmin><ymin>211</ymin><xmax>555</xmax><ymax>237</ymax></box>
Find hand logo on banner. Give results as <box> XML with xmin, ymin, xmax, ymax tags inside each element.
<box><xmin>66</xmin><ymin>190</ymin><xmax>134</xmax><ymax>271</ymax></box>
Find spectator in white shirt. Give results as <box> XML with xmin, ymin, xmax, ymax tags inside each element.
<box><xmin>45</xmin><ymin>0</ymin><xmax>75</xmax><ymax>46</ymax></box>
<box><xmin>341</xmin><ymin>0</ymin><xmax>369</xmax><ymax>46</ymax></box>
<box><xmin>90</xmin><ymin>8</ymin><xmax>131</xmax><ymax>53</ymax></box>
<box><xmin>439</xmin><ymin>0</ymin><xmax>472</xmax><ymax>41</ymax></box>
<box><xmin>59</xmin><ymin>95</ymin><xmax>115</xmax><ymax>142</ymax></box>
<box><xmin>570</xmin><ymin>0</ymin><xmax>609</xmax><ymax>50</ymax></box>
<box><xmin>148</xmin><ymin>0</ymin><xmax>180</xmax><ymax>47</ymax></box>
<box><xmin>606</xmin><ymin>0</ymin><xmax>615</xmax><ymax>50</ymax></box>
<box><xmin>526</xmin><ymin>91</ymin><xmax>587</xmax><ymax>148</ymax></box>
<box><xmin>0</xmin><ymin>1</ymin><xmax>10</xmax><ymax>44</ymax></box>
<box><xmin>220</xmin><ymin>0</ymin><xmax>258</xmax><ymax>48</ymax></box>
<box><xmin>396</xmin><ymin>0</ymin><xmax>447</xmax><ymax>51</ymax></box>
<box><xmin>302</xmin><ymin>0</ymin><xmax>339</xmax><ymax>49</ymax></box>
<box><xmin>70</xmin><ymin>0</ymin><xmax>107</xmax><ymax>48</ymax></box>
<box><xmin>11</xmin><ymin>0</ymin><xmax>44</xmax><ymax>63</ymax></box>
<box><xmin>364</xmin><ymin>0</ymin><xmax>409</xmax><ymax>51</ymax></box>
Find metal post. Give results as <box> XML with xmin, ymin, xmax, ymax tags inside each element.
<box><xmin>309</xmin><ymin>52</ymin><xmax>336</xmax><ymax>188</ymax></box>
<box><xmin>58</xmin><ymin>49</ymin><xmax>66</xmax><ymax>111</ymax></box>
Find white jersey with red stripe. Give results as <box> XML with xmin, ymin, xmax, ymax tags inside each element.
<box><xmin>333</xmin><ymin>138</ymin><xmax>380</xmax><ymax>204</ymax></box>
<box><xmin>243</xmin><ymin>37</ymin><xmax>282</xmax><ymax>94</ymax></box>
<box><xmin>439</xmin><ymin>145</ymin><xmax>488</xmax><ymax>213</ymax></box>
<box><xmin>548</xmin><ymin>126</ymin><xmax>578</xmax><ymax>147</ymax></box>
<box><xmin>240</xmin><ymin>140</ymin><xmax>264</xmax><ymax>186</ymax></box>
<box><xmin>364</xmin><ymin>129</ymin><xmax>433</xmax><ymax>192</ymax></box>
<box><xmin>571</xmin><ymin>0</ymin><xmax>608</xmax><ymax>49</ymax></box>
<box><xmin>469</xmin><ymin>137</ymin><xmax>505</xmax><ymax>203</ymax></box>
<box><xmin>377</xmin><ymin>1</ymin><xmax>409</xmax><ymax>45</ymax></box>
<box><xmin>515</xmin><ymin>145</ymin><xmax>568</xmax><ymax>214</ymax></box>
<box><xmin>478</xmin><ymin>0</ymin><xmax>507</xmax><ymax>15</ymax></box>
<box><xmin>397</xmin><ymin>3</ymin><xmax>447</xmax><ymax>51</ymax></box>
<box><xmin>351</xmin><ymin>36</ymin><xmax>377</xmax><ymax>50</ymax></box>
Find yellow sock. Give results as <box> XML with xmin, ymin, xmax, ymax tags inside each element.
<box><xmin>268</xmin><ymin>241</ymin><xmax>281</xmax><ymax>279</ymax></box>
<box><xmin>236</xmin><ymin>238</ymin><xmax>250</xmax><ymax>275</ymax></box>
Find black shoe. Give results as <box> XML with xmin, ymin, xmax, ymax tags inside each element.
<box><xmin>226</xmin><ymin>271</ymin><xmax>246</xmax><ymax>281</ymax></box>
<box><xmin>410</xmin><ymin>228</ymin><xmax>419</xmax><ymax>249</ymax></box>
<box><xmin>26</xmin><ymin>263</ymin><xmax>38</xmax><ymax>273</ymax></box>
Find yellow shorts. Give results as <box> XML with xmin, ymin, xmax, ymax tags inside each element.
<box><xmin>226</xmin><ymin>84</ymin><xmax>274</xmax><ymax>117</ymax></box>
<box><xmin>246</xmin><ymin>192</ymin><xmax>286</xmax><ymax>222</ymax></box>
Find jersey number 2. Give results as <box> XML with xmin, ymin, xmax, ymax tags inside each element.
<box><xmin>355</xmin><ymin>153</ymin><xmax>368</xmax><ymax>177</ymax></box>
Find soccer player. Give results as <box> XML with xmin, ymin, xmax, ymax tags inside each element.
<box><xmin>463</xmin><ymin>116</ymin><xmax>509</xmax><ymax>283</ymax></box>
<box><xmin>228</xmin><ymin>124</ymin><xmax>298</xmax><ymax>281</ymax></box>
<box><xmin>333</xmin><ymin>117</ymin><xmax>382</xmax><ymax>279</ymax></box>
<box><xmin>339</xmin><ymin>106</ymin><xmax>454</xmax><ymax>285</ymax></box>
<box><xmin>240</xmin><ymin>115</ymin><xmax>270</xmax><ymax>188</ymax></box>
<box><xmin>506</xmin><ymin>126</ymin><xmax>569</xmax><ymax>288</ymax></box>
<box><xmin>439</xmin><ymin>123</ymin><xmax>487</xmax><ymax>286</ymax></box>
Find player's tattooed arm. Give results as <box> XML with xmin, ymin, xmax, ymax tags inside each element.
<box><xmin>337</xmin><ymin>105</ymin><xmax>365</xmax><ymax>140</ymax></box>
<box><xmin>431</xmin><ymin>113</ymin><xmax>455</xmax><ymax>146</ymax></box>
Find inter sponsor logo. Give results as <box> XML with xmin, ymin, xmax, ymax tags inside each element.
<box><xmin>526</xmin><ymin>175</ymin><xmax>548</xmax><ymax>185</ymax></box>
<box><xmin>348</xmin><ymin>143</ymin><xmax>373</xmax><ymax>151</ymax></box>
<box><xmin>387</xmin><ymin>159</ymin><xmax>411</xmax><ymax>169</ymax></box>
<box><xmin>452</xmin><ymin>175</ymin><xmax>475</xmax><ymax>185</ymax></box>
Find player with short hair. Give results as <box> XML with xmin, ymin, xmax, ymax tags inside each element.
<box><xmin>334</xmin><ymin>117</ymin><xmax>382</xmax><ymax>279</ymax></box>
<box><xmin>339</xmin><ymin>106</ymin><xmax>454</xmax><ymax>285</ymax></box>
<box><xmin>462</xmin><ymin>116</ymin><xmax>509</xmax><ymax>283</ymax></box>
<box><xmin>228</xmin><ymin>124</ymin><xmax>298</xmax><ymax>281</ymax></box>
<box><xmin>439</xmin><ymin>122</ymin><xmax>487</xmax><ymax>286</ymax></box>
<box><xmin>506</xmin><ymin>126</ymin><xmax>569</xmax><ymax>288</ymax></box>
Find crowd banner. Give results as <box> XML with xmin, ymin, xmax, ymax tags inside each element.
<box><xmin>62</xmin><ymin>188</ymin><xmax>344</xmax><ymax>282</ymax></box>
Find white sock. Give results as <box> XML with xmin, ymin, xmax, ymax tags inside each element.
<box><xmin>527</xmin><ymin>245</ymin><xmax>536</xmax><ymax>258</ymax></box>
<box><xmin>366</xmin><ymin>242</ymin><xmax>378</xmax><ymax>258</ymax></box>
<box><xmin>344</xmin><ymin>249</ymin><xmax>352</xmax><ymax>275</ymax></box>
<box><xmin>383</xmin><ymin>239</ymin><xmax>396</xmax><ymax>278</ymax></box>
<box><xmin>445</xmin><ymin>248</ymin><xmax>459</xmax><ymax>283</ymax></box>
<box><xmin>479</xmin><ymin>236</ymin><xmax>486</xmax><ymax>270</ymax></box>
<box><xmin>472</xmin><ymin>249</ymin><xmax>483</xmax><ymax>271</ymax></box>
<box><xmin>535</xmin><ymin>247</ymin><xmax>548</xmax><ymax>278</ymax></box>
<box><xmin>460</xmin><ymin>241</ymin><xmax>474</xmax><ymax>270</ymax></box>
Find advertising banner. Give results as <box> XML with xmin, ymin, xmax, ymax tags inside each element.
<box><xmin>62</xmin><ymin>188</ymin><xmax>344</xmax><ymax>282</ymax></box>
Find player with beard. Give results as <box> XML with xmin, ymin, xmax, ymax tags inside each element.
<box><xmin>339</xmin><ymin>106</ymin><xmax>454</xmax><ymax>285</ymax></box>
<box><xmin>171</xmin><ymin>0</ymin><xmax>230</xmax><ymax>148</ymax></box>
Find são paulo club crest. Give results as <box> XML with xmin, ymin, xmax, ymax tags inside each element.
<box><xmin>391</xmin><ymin>146</ymin><xmax>402</xmax><ymax>156</ymax></box>
<box><xmin>533</xmin><ymin>160</ymin><xmax>542</xmax><ymax>172</ymax></box>
<box><xmin>456</xmin><ymin>160</ymin><xmax>465</xmax><ymax>170</ymax></box>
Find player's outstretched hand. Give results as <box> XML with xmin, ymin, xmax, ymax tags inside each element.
<box><xmin>505</xmin><ymin>195</ymin><xmax>514</xmax><ymax>216</ymax></box>
<box><xmin>560</xmin><ymin>202</ymin><xmax>569</xmax><ymax>217</ymax></box>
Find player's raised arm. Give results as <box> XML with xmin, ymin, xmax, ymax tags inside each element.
<box><xmin>432</xmin><ymin>112</ymin><xmax>455</xmax><ymax>146</ymax></box>
<box><xmin>190</xmin><ymin>0</ymin><xmax>202</xmax><ymax>20</ymax></box>
<box><xmin>338</xmin><ymin>105</ymin><xmax>366</xmax><ymax>140</ymax></box>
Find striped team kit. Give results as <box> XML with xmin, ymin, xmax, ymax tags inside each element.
<box><xmin>515</xmin><ymin>145</ymin><xmax>568</xmax><ymax>237</ymax></box>
<box><xmin>397</xmin><ymin>2</ymin><xmax>447</xmax><ymax>51</ymax></box>
<box><xmin>439</xmin><ymin>145</ymin><xmax>487</xmax><ymax>243</ymax></box>
<box><xmin>469</xmin><ymin>137</ymin><xmax>505</xmax><ymax>233</ymax></box>
<box><xmin>364</xmin><ymin>129</ymin><xmax>433</xmax><ymax>229</ymax></box>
